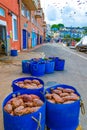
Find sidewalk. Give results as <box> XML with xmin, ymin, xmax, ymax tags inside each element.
<box><xmin>0</xmin><ymin>44</ymin><xmax>45</xmax><ymax>65</ymax></box>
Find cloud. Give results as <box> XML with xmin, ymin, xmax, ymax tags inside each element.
<box><xmin>40</xmin><ymin>0</ymin><xmax>87</xmax><ymax>27</ymax></box>
<box><xmin>46</xmin><ymin>6</ymin><xmax>57</xmax><ymax>21</ymax></box>
<box><xmin>73</xmin><ymin>14</ymin><xmax>87</xmax><ymax>27</ymax></box>
<box><xmin>63</xmin><ymin>6</ymin><xmax>73</xmax><ymax>14</ymax></box>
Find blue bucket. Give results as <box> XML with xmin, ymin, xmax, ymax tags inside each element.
<box><xmin>22</xmin><ymin>60</ymin><xmax>30</xmax><ymax>74</ymax></box>
<box><xmin>45</xmin><ymin>84</ymin><xmax>80</xmax><ymax>130</ymax></box>
<box><xmin>30</xmin><ymin>62</ymin><xmax>45</xmax><ymax>76</ymax></box>
<box><xmin>55</xmin><ymin>59</ymin><xmax>65</xmax><ymax>71</ymax></box>
<box><xmin>49</xmin><ymin>57</ymin><xmax>59</xmax><ymax>66</ymax></box>
<box><xmin>45</xmin><ymin>60</ymin><xmax>55</xmax><ymax>74</ymax></box>
<box><xmin>2</xmin><ymin>90</ymin><xmax>46</xmax><ymax>130</ymax></box>
<box><xmin>12</xmin><ymin>77</ymin><xmax>44</xmax><ymax>94</ymax></box>
<box><xmin>10</xmin><ymin>50</ymin><xmax>18</xmax><ymax>56</ymax></box>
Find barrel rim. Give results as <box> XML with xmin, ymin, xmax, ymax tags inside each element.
<box><xmin>45</xmin><ymin>84</ymin><xmax>81</xmax><ymax>105</ymax></box>
<box><xmin>12</xmin><ymin>76</ymin><xmax>44</xmax><ymax>90</ymax></box>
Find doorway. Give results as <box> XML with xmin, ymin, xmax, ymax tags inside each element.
<box><xmin>22</xmin><ymin>29</ymin><xmax>28</xmax><ymax>49</ymax></box>
<box><xmin>0</xmin><ymin>25</ymin><xmax>7</xmax><ymax>55</ymax></box>
<box><xmin>32</xmin><ymin>31</ymin><xmax>37</xmax><ymax>47</ymax></box>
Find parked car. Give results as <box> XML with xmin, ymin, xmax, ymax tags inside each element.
<box><xmin>75</xmin><ymin>36</ymin><xmax>87</xmax><ymax>52</ymax></box>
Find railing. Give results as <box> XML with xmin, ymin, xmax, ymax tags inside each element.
<box><xmin>42</xmin><ymin>21</ymin><xmax>46</xmax><ymax>27</ymax></box>
<box><xmin>23</xmin><ymin>0</ymin><xmax>39</xmax><ymax>10</ymax></box>
<box><xmin>33</xmin><ymin>0</ymin><xmax>38</xmax><ymax>9</ymax></box>
<box><xmin>35</xmin><ymin>9</ymin><xmax>43</xmax><ymax>18</ymax></box>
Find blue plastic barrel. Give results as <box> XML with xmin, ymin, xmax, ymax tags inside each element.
<box><xmin>55</xmin><ymin>59</ymin><xmax>65</xmax><ymax>71</ymax></box>
<box><xmin>45</xmin><ymin>60</ymin><xmax>55</xmax><ymax>74</ymax></box>
<box><xmin>49</xmin><ymin>57</ymin><xmax>59</xmax><ymax>64</ymax></box>
<box><xmin>30</xmin><ymin>62</ymin><xmax>45</xmax><ymax>76</ymax></box>
<box><xmin>12</xmin><ymin>77</ymin><xmax>44</xmax><ymax>94</ymax></box>
<box><xmin>22</xmin><ymin>60</ymin><xmax>30</xmax><ymax>74</ymax></box>
<box><xmin>2</xmin><ymin>90</ymin><xmax>46</xmax><ymax>130</ymax></box>
<box><xmin>45</xmin><ymin>84</ymin><xmax>80</xmax><ymax>130</ymax></box>
<box><xmin>10</xmin><ymin>50</ymin><xmax>18</xmax><ymax>56</ymax></box>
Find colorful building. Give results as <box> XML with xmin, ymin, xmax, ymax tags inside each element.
<box><xmin>0</xmin><ymin>0</ymin><xmax>46</xmax><ymax>55</ymax></box>
<box><xmin>0</xmin><ymin>0</ymin><xmax>20</xmax><ymax>55</ymax></box>
<box><xmin>19</xmin><ymin>0</ymin><xmax>36</xmax><ymax>50</ymax></box>
<box><xmin>19</xmin><ymin>0</ymin><xmax>46</xmax><ymax>50</ymax></box>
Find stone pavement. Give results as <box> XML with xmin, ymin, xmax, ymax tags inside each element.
<box><xmin>0</xmin><ymin>44</ymin><xmax>45</xmax><ymax>130</ymax></box>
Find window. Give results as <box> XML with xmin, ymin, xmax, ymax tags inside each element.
<box><xmin>27</xmin><ymin>10</ymin><xmax>30</xmax><ymax>20</ymax></box>
<box><xmin>21</xmin><ymin>3</ymin><xmax>25</xmax><ymax>16</ymax></box>
<box><xmin>0</xmin><ymin>7</ymin><xmax>5</xmax><ymax>17</ymax></box>
<box><xmin>24</xmin><ymin>8</ymin><xmax>27</xmax><ymax>17</ymax></box>
<box><xmin>12</xmin><ymin>14</ymin><xmax>18</xmax><ymax>41</ymax></box>
<box><xmin>21</xmin><ymin>3</ymin><xmax>31</xmax><ymax>20</ymax></box>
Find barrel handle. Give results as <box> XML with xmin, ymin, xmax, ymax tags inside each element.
<box><xmin>80</xmin><ymin>99</ymin><xmax>85</xmax><ymax>115</ymax></box>
<box><xmin>32</xmin><ymin>112</ymin><xmax>42</xmax><ymax>130</ymax></box>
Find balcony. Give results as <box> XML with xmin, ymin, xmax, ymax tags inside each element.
<box><xmin>23</xmin><ymin>0</ymin><xmax>38</xmax><ymax>10</ymax></box>
<box><xmin>35</xmin><ymin>9</ymin><xmax>43</xmax><ymax>18</ymax></box>
<box><xmin>42</xmin><ymin>21</ymin><xmax>46</xmax><ymax>27</ymax></box>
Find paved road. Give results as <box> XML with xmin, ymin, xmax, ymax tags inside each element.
<box><xmin>33</xmin><ymin>43</ymin><xmax>87</xmax><ymax>130</ymax></box>
<box><xmin>0</xmin><ymin>43</ymin><xmax>87</xmax><ymax>130</ymax></box>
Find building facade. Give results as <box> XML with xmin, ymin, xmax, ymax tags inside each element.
<box><xmin>0</xmin><ymin>0</ymin><xmax>20</xmax><ymax>55</ymax></box>
<box><xmin>0</xmin><ymin>0</ymin><xmax>46</xmax><ymax>55</ymax></box>
<box><xmin>19</xmin><ymin>0</ymin><xmax>46</xmax><ymax>50</ymax></box>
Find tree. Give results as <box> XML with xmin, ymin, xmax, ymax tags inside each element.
<box><xmin>51</xmin><ymin>24</ymin><xmax>58</xmax><ymax>32</ymax></box>
<box><xmin>83</xmin><ymin>29</ymin><xmax>87</xmax><ymax>35</ymax></box>
<box><xmin>64</xmin><ymin>34</ymin><xmax>71</xmax><ymax>38</ymax></box>
<box><xmin>51</xmin><ymin>24</ymin><xmax>58</xmax><ymax>29</ymax></box>
<box><xmin>51</xmin><ymin>23</ymin><xmax>64</xmax><ymax>32</ymax></box>
<box><xmin>57</xmin><ymin>24</ymin><xmax>64</xmax><ymax>30</ymax></box>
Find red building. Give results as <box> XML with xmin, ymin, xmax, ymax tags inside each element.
<box><xmin>0</xmin><ymin>0</ymin><xmax>46</xmax><ymax>55</ymax></box>
<box><xmin>20</xmin><ymin>0</ymin><xmax>46</xmax><ymax>50</ymax></box>
<box><xmin>0</xmin><ymin>0</ymin><xmax>20</xmax><ymax>55</ymax></box>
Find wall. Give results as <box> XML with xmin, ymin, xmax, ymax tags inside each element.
<box><xmin>31</xmin><ymin>11</ymin><xmax>44</xmax><ymax>45</ymax></box>
<box><xmin>0</xmin><ymin>0</ymin><xmax>20</xmax><ymax>52</ymax></box>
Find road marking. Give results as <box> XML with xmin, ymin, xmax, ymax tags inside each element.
<box><xmin>62</xmin><ymin>46</ymin><xmax>87</xmax><ymax>60</ymax></box>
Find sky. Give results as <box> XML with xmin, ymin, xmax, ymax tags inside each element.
<box><xmin>40</xmin><ymin>0</ymin><xmax>87</xmax><ymax>27</ymax></box>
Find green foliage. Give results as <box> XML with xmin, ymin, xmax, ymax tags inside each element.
<box><xmin>64</xmin><ymin>34</ymin><xmax>71</xmax><ymax>38</ymax></box>
<box><xmin>51</xmin><ymin>24</ymin><xmax>58</xmax><ymax>29</ymax></box>
<box><xmin>51</xmin><ymin>23</ymin><xmax>64</xmax><ymax>31</ymax></box>
<box><xmin>73</xmin><ymin>37</ymin><xmax>81</xmax><ymax>42</ymax></box>
<box><xmin>83</xmin><ymin>26</ymin><xmax>87</xmax><ymax>29</ymax></box>
<box><xmin>63</xmin><ymin>36</ymin><xmax>81</xmax><ymax>44</ymax></box>
<box><xmin>57</xmin><ymin>24</ymin><xmax>64</xmax><ymax>30</ymax></box>
<box><xmin>83</xmin><ymin>28</ymin><xmax>87</xmax><ymax>35</ymax></box>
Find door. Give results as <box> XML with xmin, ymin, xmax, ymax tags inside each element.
<box><xmin>22</xmin><ymin>29</ymin><xmax>27</xmax><ymax>49</ymax></box>
<box><xmin>32</xmin><ymin>31</ymin><xmax>35</xmax><ymax>47</ymax></box>
<box><xmin>0</xmin><ymin>25</ymin><xmax>7</xmax><ymax>54</ymax></box>
<box><xmin>40</xmin><ymin>35</ymin><xmax>42</xmax><ymax>44</ymax></box>
<box><xmin>37</xmin><ymin>34</ymin><xmax>39</xmax><ymax>45</ymax></box>
<box><xmin>32</xmin><ymin>32</ymin><xmax>37</xmax><ymax>47</ymax></box>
